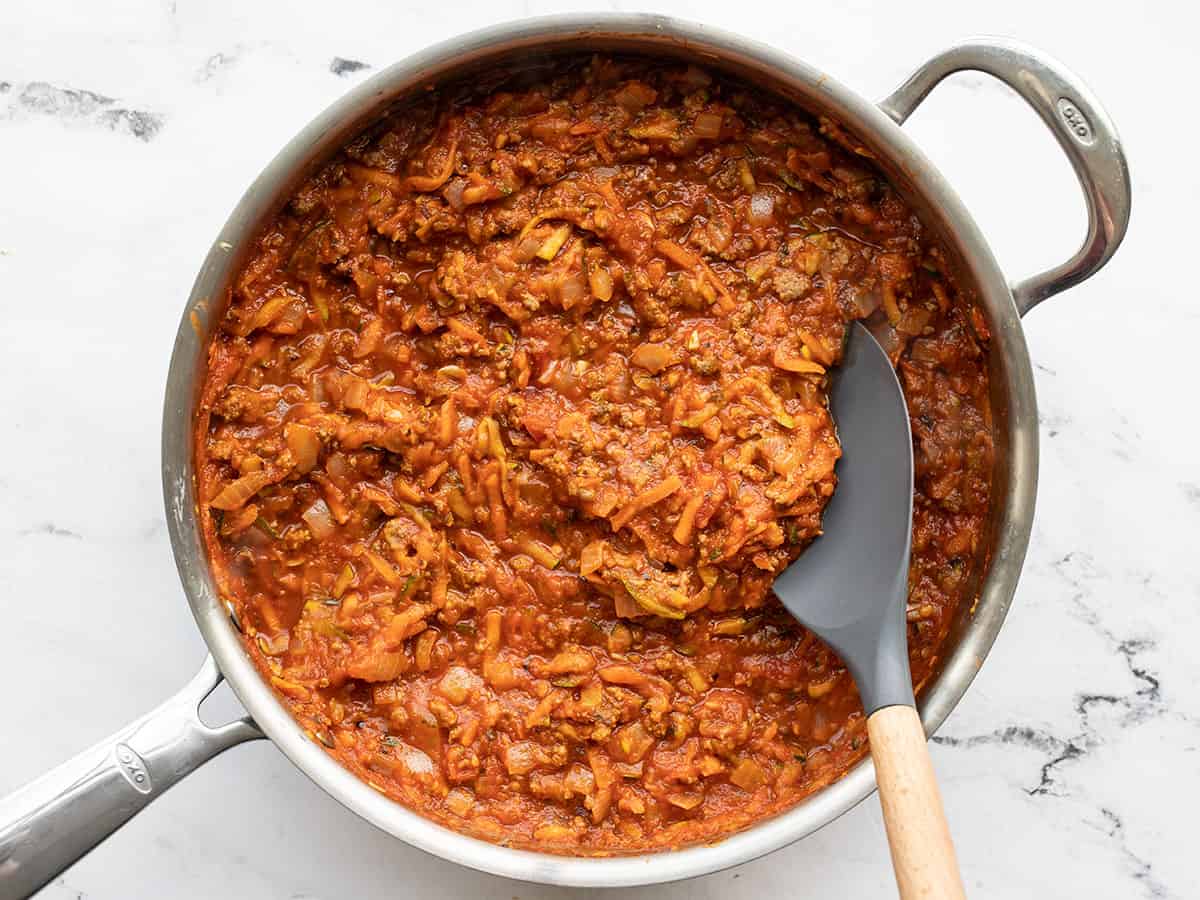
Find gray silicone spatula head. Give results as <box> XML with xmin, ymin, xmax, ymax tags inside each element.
<box><xmin>773</xmin><ymin>321</ymin><xmax>915</xmax><ymax>714</ymax></box>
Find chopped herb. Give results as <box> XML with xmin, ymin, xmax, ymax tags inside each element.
<box><xmin>254</xmin><ymin>516</ymin><xmax>280</xmax><ymax>540</ymax></box>
<box><xmin>286</xmin><ymin>219</ymin><xmax>331</xmax><ymax>271</ymax></box>
<box><xmin>778</xmin><ymin>169</ymin><xmax>807</xmax><ymax>193</ymax></box>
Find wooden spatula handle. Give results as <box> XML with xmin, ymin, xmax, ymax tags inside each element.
<box><xmin>867</xmin><ymin>705</ymin><xmax>966</xmax><ymax>899</ymax></box>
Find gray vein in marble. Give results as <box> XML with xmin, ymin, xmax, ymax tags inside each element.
<box><xmin>51</xmin><ymin>874</ymin><xmax>85</xmax><ymax>900</ymax></box>
<box><xmin>1109</xmin><ymin>416</ymin><xmax>1141</xmax><ymax>462</ymax></box>
<box><xmin>935</xmin><ymin>550</ymin><xmax>1187</xmax><ymax>897</ymax></box>
<box><xmin>1038</xmin><ymin>411</ymin><xmax>1069</xmax><ymax>438</ymax></box>
<box><xmin>330</xmin><ymin>57</ymin><xmax>372</xmax><ymax>76</ymax></box>
<box><xmin>1097</xmin><ymin>808</ymin><xmax>1172</xmax><ymax>900</ymax></box>
<box><xmin>140</xmin><ymin>517</ymin><xmax>167</xmax><ymax>540</ymax></box>
<box><xmin>1182</xmin><ymin>482</ymin><xmax>1200</xmax><ymax>507</ymax></box>
<box><xmin>198</xmin><ymin>50</ymin><xmax>240</xmax><ymax>81</ymax></box>
<box><xmin>18</xmin><ymin>522</ymin><xmax>82</xmax><ymax>540</ymax></box>
<box><xmin>1</xmin><ymin>81</ymin><xmax>163</xmax><ymax>140</ymax></box>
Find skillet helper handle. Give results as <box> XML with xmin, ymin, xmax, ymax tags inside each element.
<box><xmin>879</xmin><ymin>38</ymin><xmax>1131</xmax><ymax>315</ymax></box>
<box><xmin>0</xmin><ymin>656</ymin><xmax>261</xmax><ymax>899</ymax></box>
<box><xmin>867</xmin><ymin>705</ymin><xmax>966</xmax><ymax>900</ymax></box>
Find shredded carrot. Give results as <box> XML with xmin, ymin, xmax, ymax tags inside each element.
<box><xmin>430</xmin><ymin>567</ymin><xmax>449</xmax><ymax>608</ymax></box>
<box><xmin>610</xmin><ymin>474</ymin><xmax>683</xmax><ymax>531</ymax></box>
<box><xmin>672</xmin><ymin>492</ymin><xmax>706</xmax><ymax>545</ymax></box>
<box><xmin>406</xmin><ymin>137</ymin><xmax>458</xmax><ymax>192</ymax></box>
<box><xmin>456</xmin><ymin>451</ymin><xmax>478</xmax><ymax>502</ymax></box>
<box><xmin>593</xmin><ymin>132</ymin><xmax>614</xmax><ymax>164</ymax></box>
<box><xmin>362</xmin><ymin>483</ymin><xmax>402</xmax><ymax>515</ymax></box>
<box><xmin>654</xmin><ymin>239</ymin><xmax>735</xmax><ymax>312</ymax></box>
<box><xmin>363</xmin><ymin>549</ymin><xmax>401</xmax><ymax>586</ymax></box>
<box><xmin>446</xmin><ymin>317</ymin><xmax>486</xmax><ymax>344</ymax></box>
<box><xmin>346</xmin><ymin>164</ymin><xmax>405</xmax><ymax>193</ymax></box>
<box><xmin>596</xmin><ymin>179</ymin><xmax>623</xmax><ymax>210</ymax></box>
<box><xmin>881</xmin><ymin>281</ymin><xmax>901</xmax><ymax>324</ymax></box>
<box><xmin>393</xmin><ymin>479</ymin><xmax>425</xmax><ymax>504</ymax></box>
<box><xmin>484</xmin><ymin>465</ymin><xmax>507</xmax><ymax>540</ymax></box>
<box><xmin>524</xmin><ymin>689</ymin><xmax>566</xmax><ymax>728</ymax></box>
<box><xmin>773</xmin><ymin>346</ymin><xmax>826</xmax><ymax>374</ymax></box>
<box><xmin>654</xmin><ymin>239</ymin><xmax>700</xmax><ymax>269</ymax></box>
<box><xmin>517</xmin><ymin>206</ymin><xmax>587</xmax><ymax>241</ymax></box>
<box><xmin>422</xmin><ymin>460</ymin><xmax>449</xmax><ymax>490</ymax></box>
<box><xmin>438</xmin><ymin>397</ymin><xmax>457</xmax><ymax>447</ymax></box>
<box><xmin>795</xmin><ymin>327</ymin><xmax>834</xmax><ymax>365</ymax></box>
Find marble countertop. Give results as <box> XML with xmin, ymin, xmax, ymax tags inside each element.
<box><xmin>1</xmin><ymin>1</ymin><xmax>1195</xmax><ymax>897</ymax></box>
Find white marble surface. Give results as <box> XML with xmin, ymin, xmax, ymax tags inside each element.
<box><xmin>1</xmin><ymin>1</ymin><xmax>1196</xmax><ymax>897</ymax></box>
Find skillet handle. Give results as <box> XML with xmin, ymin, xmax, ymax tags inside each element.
<box><xmin>879</xmin><ymin>38</ymin><xmax>1131</xmax><ymax>316</ymax></box>
<box><xmin>0</xmin><ymin>656</ymin><xmax>262</xmax><ymax>898</ymax></box>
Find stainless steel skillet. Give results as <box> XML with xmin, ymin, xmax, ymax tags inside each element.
<box><xmin>0</xmin><ymin>14</ymin><xmax>1130</xmax><ymax>895</ymax></box>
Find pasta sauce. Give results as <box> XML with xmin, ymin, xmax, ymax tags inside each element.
<box><xmin>196</xmin><ymin>56</ymin><xmax>993</xmax><ymax>852</ymax></box>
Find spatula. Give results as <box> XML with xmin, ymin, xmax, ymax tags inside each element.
<box><xmin>773</xmin><ymin>322</ymin><xmax>965</xmax><ymax>898</ymax></box>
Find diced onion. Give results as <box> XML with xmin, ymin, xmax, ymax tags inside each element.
<box><xmin>729</xmin><ymin>758</ymin><xmax>766</xmax><ymax>791</ymax></box>
<box><xmin>630</xmin><ymin>342</ymin><xmax>674</xmax><ymax>374</ymax></box>
<box><xmin>445</xmin><ymin>787</ymin><xmax>474</xmax><ymax>816</ymax></box>
<box><xmin>210</xmin><ymin>471</ymin><xmax>272</xmax><ymax>511</ymax></box>
<box><xmin>342</xmin><ymin>376</ymin><xmax>370</xmax><ymax>411</ymax></box>
<box><xmin>443</xmin><ymin>178</ymin><xmax>466</xmax><ymax>211</ymax></box>
<box><xmin>579</xmin><ymin>540</ymin><xmax>607</xmax><ymax>576</ymax></box>
<box><xmin>748</xmin><ymin>191</ymin><xmax>776</xmax><ymax>226</ymax></box>
<box><xmin>558</xmin><ymin>274</ymin><xmax>588</xmax><ymax>310</ymax></box>
<box><xmin>285</xmin><ymin>423</ymin><xmax>321</xmax><ymax>474</ymax></box>
<box><xmin>613</xmin><ymin>81</ymin><xmax>657</xmax><ymax>112</ymax></box>
<box><xmin>564</xmin><ymin>763</ymin><xmax>595</xmax><ymax>795</ymax></box>
<box><xmin>269</xmin><ymin>300</ymin><xmax>307</xmax><ymax>335</ymax></box>
<box><xmin>537</xmin><ymin>224</ymin><xmax>572</xmax><ymax>261</ymax></box>
<box><xmin>588</xmin><ymin>266</ymin><xmax>614</xmax><ymax>302</ymax></box>
<box><xmin>395</xmin><ymin>742</ymin><xmax>435</xmax><ymax>776</ymax></box>
<box><xmin>504</xmin><ymin>741</ymin><xmax>540</xmax><ymax>775</ymax></box>
<box><xmin>302</xmin><ymin>499</ymin><xmax>337</xmax><ymax>540</ymax></box>
<box><xmin>693</xmin><ymin>112</ymin><xmax>723</xmax><ymax>139</ymax></box>
<box><xmin>851</xmin><ymin>286</ymin><xmax>881</xmax><ymax>317</ymax></box>
<box><xmin>513</xmin><ymin>233</ymin><xmax>543</xmax><ymax>263</ymax></box>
